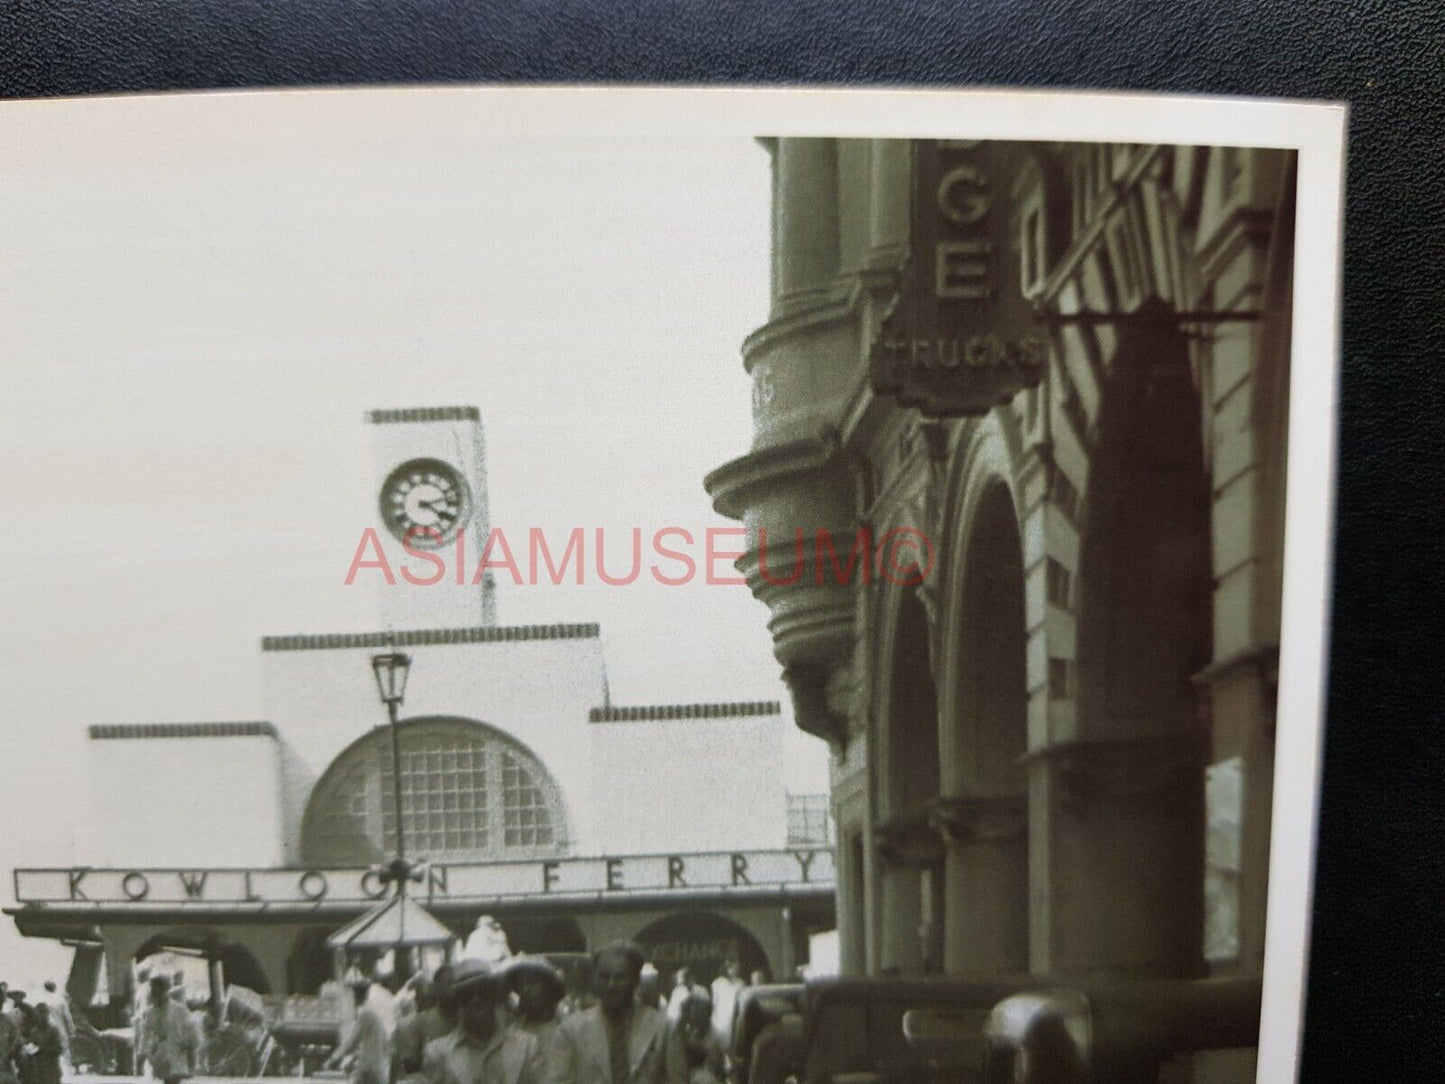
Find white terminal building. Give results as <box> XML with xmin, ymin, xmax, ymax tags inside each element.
<box><xmin>9</xmin><ymin>406</ymin><xmax>835</xmax><ymax>1006</ymax></box>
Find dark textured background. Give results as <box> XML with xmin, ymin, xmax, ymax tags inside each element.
<box><xmin>2</xmin><ymin>0</ymin><xmax>1441</xmax><ymax>1076</ymax></box>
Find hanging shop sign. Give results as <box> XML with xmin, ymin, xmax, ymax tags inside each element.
<box><xmin>870</xmin><ymin>140</ymin><xmax>1047</xmax><ymax>417</ymax></box>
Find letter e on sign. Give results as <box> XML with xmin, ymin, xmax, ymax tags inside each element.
<box><xmin>936</xmin><ymin>241</ymin><xmax>991</xmax><ymax>300</ymax></box>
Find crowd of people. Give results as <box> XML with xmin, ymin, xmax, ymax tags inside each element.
<box><xmin>326</xmin><ymin>945</ymin><xmax>761</xmax><ymax>1084</ymax></box>
<box><xmin>0</xmin><ymin>946</ymin><xmax>767</xmax><ymax>1084</ymax></box>
<box><xmin>0</xmin><ymin>982</ymin><xmax>72</xmax><ymax>1084</ymax></box>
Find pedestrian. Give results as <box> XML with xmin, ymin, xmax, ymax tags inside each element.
<box><xmin>135</xmin><ymin>974</ymin><xmax>201</xmax><ymax>1084</ymax></box>
<box><xmin>707</xmin><ymin>961</ymin><xmax>744</xmax><ymax>1053</ymax></box>
<box><xmin>39</xmin><ymin>986</ymin><xmax>72</xmax><ymax>1075</ymax></box>
<box><xmin>664</xmin><ymin>971</ymin><xmax>704</xmax><ymax>1024</ymax></box>
<box><xmin>421</xmin><ymin>959</ymin><xmax>542</xmax><ymax>1084</ymax></box>
<box><xmin>675</xmin><ymin>996</ymin><xmax>724</xmax><ymax>1084</ymax></box>
<box><xmin>368</xmin><ymin>967</ymin><xmax>399</xmax><ymax>1036</ymax></box>
<box><xmin>0</xmin><ymin>993</ymin><xmax>22</xmax><ymax>1084</ymax></box>
<box><xmin>431</xmin><ymin>966</ymin><xmax>460</xmax><ymax>1035</ymax></box>
<box><xmin>326</xmin><ymin>979</ymin><xmax>392</xmax><ymax>1084</ymax></box>
<box><xmin>393</xmin><ymin>976</ymin><xmax>454</xmax><ymax>1079</ymax></box>
<box><xmin>554</xmin><ymin>942</ymin><xmax>686</xmax><ymax>1084</ymax></box>
<box><xmin>501</xmin><ymin>957</ymin><xmax>567</xmax><ymax>1082</ymax></box>
<box><xmin>19</xmin><ymin>1005</ymin><xmax>61</xmax><ymax>1084</ymax></box>
<box><xmin>636</xmin><ymin>966</ymin><xmax>665</xmax><ymax>1014</ymax></box>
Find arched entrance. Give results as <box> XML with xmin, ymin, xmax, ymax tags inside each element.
<box><xmin>1063</xmin><ymin>305</ymin><xmax>1211</xmax><ymax>977</ymax></box>
<box><xmin>136</xmin><ymin>930</ymin><xmax>271</xmax><ymax>996</ymax></box>
<box><xmin>286</xmin><ymin>928</ymin><xmax>334</xmax><ymax>995</ymax></box>
<box><xmin>943</xmin><ymin>480</ymin><xmax>1029</xmax><ymax>973</ymax></box>
<box><xmin>875</xmin><ymin>586</ymin><xmax>942</xmax><ymax>974</ymax></box>
<box><xmin>496</xmin><ymin>917</ymin><xmax>587</xmax><ymax>956</ymax></box>
<box><xmin>634</xmin><ymin>911</ymin><xmax>770</xmax><ymax>988</ymax></box>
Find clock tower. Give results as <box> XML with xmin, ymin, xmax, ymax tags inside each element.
<box><xmin>367</xmin><ymin>405</ymin><xmax>497</xmax><ymax>629</ymax></box>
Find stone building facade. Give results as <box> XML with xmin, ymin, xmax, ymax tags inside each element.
<box><xmin>707</xmin><ymin>138</ymin><xmax>1295</xmax><ymax>1078</ymax></box>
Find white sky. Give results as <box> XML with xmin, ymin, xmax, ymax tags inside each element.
<box><xmin>0</xmin><ymin>90</ymin><xmax>829</xmax><ymax>988</ymax></box>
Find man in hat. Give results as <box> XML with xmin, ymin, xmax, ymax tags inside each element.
<box><xmin>501</xmin><ymin>958</ymin><xmax>567</xmax><ymax>1082</ymax></box>
<box><xmin>326</xmin><ymin>979</ymin><xmax>392</xmax><ymax>1084</ymax></box>
<box><xmin>554</xmin><ymin>942</ymin><xmax>686</xmax><ymax>1084</ymax></box>
<box><xmin>422</xmin><ymin>959</ymin><xmax>542</xmax><ymax>1084</ymax></box>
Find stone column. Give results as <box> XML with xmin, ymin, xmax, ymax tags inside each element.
<box><xmin>868</xmin><ymin>139</ymin><xmax>911</xmax><ymax>267</ymax></box>
<box><xmin>938</xmin><ymin>798</ymin><xmax>1030</xmax><ymax>973</ymax></box>
<box><xmin>876</xmin><ymin>861</ymin><xmax>924</xmax><ymax>974</ymax></box>
<box><xmin>773</xmin><ymin>139</ymin><xmax>840</xmax><ymax>308</ymax></box>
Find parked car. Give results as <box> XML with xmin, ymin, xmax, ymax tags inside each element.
<box><xmin>799</xmin><ymin>976</ymin><xmax>1035</xmax><ymax>1084</ymax></box>
<box><xmin>728</xmin><ymin>983</ymin><xmax>803</xmax><ymax>1084</ymax></box>
<box><xmin>975</xmin><ymin>977</ymin><xmax>1262</xmax><ymax>1084</ymax></box>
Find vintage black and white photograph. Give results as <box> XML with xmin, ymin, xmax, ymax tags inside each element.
<box><xmin>0</xmin><ymin>88</ymin><xmax>1343</xmax><ymax>1084</ymax></box>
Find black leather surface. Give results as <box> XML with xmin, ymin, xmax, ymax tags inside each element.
<box><xmin>2</xmin><ymin>1</ymin><xmax>1442</xmax><ymax>1077</ymax></box>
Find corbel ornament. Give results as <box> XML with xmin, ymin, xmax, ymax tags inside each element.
<box><xmin>874</xmin><ymin>807</ymin><xmax>946</xmax><ymax>868</ymax></box>
<box><xmin>1028</xmin><ymin>731</ymin><xmax>1209</xmax><ymax>815</ymax></box>
<box><xmin>929</xmin><ymin>794</ymin><xmax>1028</xmax><ymax>846</ymax></box>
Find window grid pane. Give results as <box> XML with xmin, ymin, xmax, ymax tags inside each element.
<box><xmin>309</xmin><ymin>721</ymin><xmax>564</xmax><ymax>863</ymax></box>
<box><xmin>787</xmin><ymin>794</ymin><xmax>833</xmax><ymax>846</ymax></box>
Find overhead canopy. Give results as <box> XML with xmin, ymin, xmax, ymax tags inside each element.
<box><xmin>327</xmin><ymin>895</ymin><xmax>457</xmax><ymax>950</ymax></box>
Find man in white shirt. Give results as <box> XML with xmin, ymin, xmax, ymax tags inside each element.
<box><xmin>707</xmin><ymin>961</ymin><xmax>744</xmax><ymax>1053</ymax></box>
<box><xmin>327</xmin><ymin>980</ymin><xmax>392</xmax><ymax>1084</ymax></box>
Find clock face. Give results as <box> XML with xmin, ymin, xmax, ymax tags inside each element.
<box><xmin>379</xmin><ymin>458</ymin><xmax>471</xmax><ymax>547</ymax></box>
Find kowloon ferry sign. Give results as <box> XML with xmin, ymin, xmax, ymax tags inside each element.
<box><xmin>15</xmin><ymin>848</ymin><xmax>834</xmax><ymax>907</ymax></box>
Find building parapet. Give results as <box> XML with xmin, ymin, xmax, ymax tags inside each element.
<box><xmin>88</xmin><ymin>722</ymin><xmax>277</xmax><ymax>741</ymax></box>
<box><xmin>366</xmin><ymin>406</ymin><xmax>480</xmax><ymax>424</ymax></box>
<box><xmin>589</xmin><ymin>701</ymin><xmax>782</xmax><ymax>723</ymax></box>
<box><xmin>262</xmin><ymin>623</ymin><xmax>601</xmax><ymax>652</ymax></box>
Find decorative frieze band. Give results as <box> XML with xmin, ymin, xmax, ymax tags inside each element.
<box><xmin>261</xmin><ymin>624</ymin><xmax>600</xmax><ymax>652</ymax></box>
<box><xmin>588</xmin><ymin>702</ymin><xmax>781</xmax><ymax>723</ymax></box>
<box><xmin>365</xmin><ymin>406</ymin><xmax>480</xmax><ymax>425</ymax></box>
<box><xmin>89</xmin><ymin>722</ymin><xmax>278</xmax><ymax>741</ymax></box>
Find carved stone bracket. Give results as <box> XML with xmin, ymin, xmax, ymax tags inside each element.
<box><xmin>1031</xmin><ymin>731</ymin><xmax>1209</xmax><ymax>815</ymax></box>
<box><xmin>874</xmin><ymin>807</ymin><xmax>946</xmax><ymax>868</ymax></box>
<box><xmin>1192</xmin><ymin>644</ymin><xmax>1280</xmax><ymax>741</ymax></box>
<box><xmin>782</xmin><ymin>662</ymin><xmax>851</xmax><ymax>748</ymax></box>
<box><xmin>929</xmin><ymin>794</ymin><xmax>1028</xmax><ymax>846</ymax></box>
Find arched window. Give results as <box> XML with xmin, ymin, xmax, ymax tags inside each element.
<box><xmin>301</xmin><ymin>717</ymin><xmax>569</xmax><ymax>866</ymax></box>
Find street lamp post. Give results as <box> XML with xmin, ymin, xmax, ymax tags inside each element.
<box><xmin>370</xmin><ymin>647</ymin><xmax>416</xmax><ymax>975</ymax></box>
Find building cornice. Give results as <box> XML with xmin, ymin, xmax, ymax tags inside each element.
<box><xmin>703</xmin><ymin>429</ymin><xmax>846</xmax><ymax>521</ymax></box>
<box><xmin>366</xmin><ymin>406</ymin><xmax>480</xmax><ymax>425</ymax></box>
<box><xmin>88</xmin><ymin>722</ymin><xmax>277</xmax><ymax>741</ymax></box>
<box><xmin>588</xmin><ymin>702</ymin><xmax>782</xmax><ymax>723</ymax></box>
<box><xmin>261</xmin><ymin>623</ymin><xmax>600</xmax><ymax>652</ymax></box>
<box><xmin>741</xmin><ymin>269</ymin><xmax>897</xmax><ymax>373</ymax></box>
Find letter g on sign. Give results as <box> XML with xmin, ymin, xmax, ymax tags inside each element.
<box><xmin>937</xmin><ymin>164</ymin><xmax>990</xmax><ymax>226</ymax></box>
